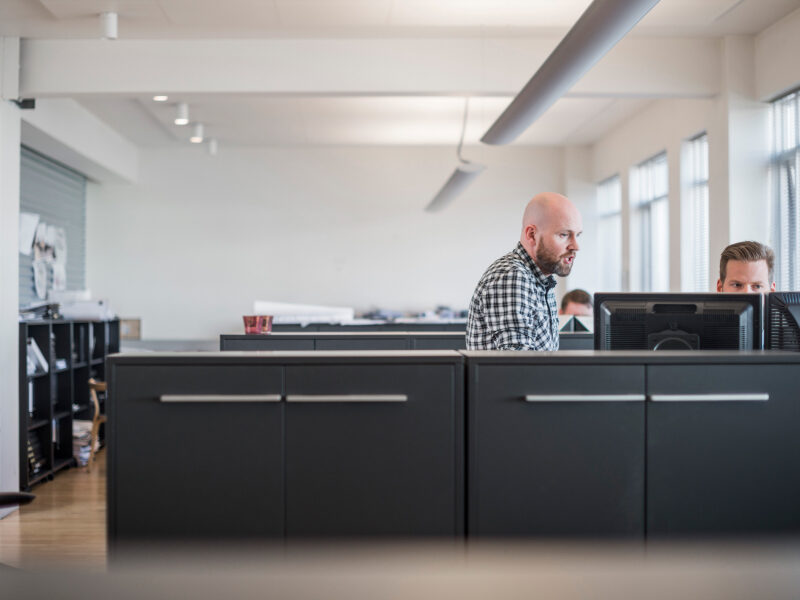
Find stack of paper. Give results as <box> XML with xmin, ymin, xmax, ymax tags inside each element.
<box><xmin>72</xmin><ymin>420</ymin><xmax>96</xmax><ymax>466</ymax></box>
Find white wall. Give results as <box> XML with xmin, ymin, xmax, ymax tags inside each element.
<box><xmin>755</xmin><ymin>6</ymin><xmax>800</xmax><ymax>101</ymax></box>
<box><xmin>87</xmin><ymin>145</ymin><xmax>562</xmax><ymax>339</ymax></box>
<box><xmin>0</xmin><ymin>36</ymin><xmax>21</xmax><ymax>509</ymax></box>
<box><xmin>0</xmin><ymin>99</ymin><xmax>21</xmax><ymax>507</ymax></box>
<box><xmin>561</xmin><ymin>145</ymin><xmax>597</xmax><ymax>299</ymax></box>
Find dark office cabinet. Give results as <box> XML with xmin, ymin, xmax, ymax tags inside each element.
<box><xmin>109</xmin><ymin>363</ymin><xmax>284</xmax><ymax>542</ymax></box>
<box><xmin>557</xmin><ymin>333</ymin><xmax>594</xmax><ymax>350</ymax></box>
<box><xmin>221</xmin><ymin>337</ymin><xmax>314</xmax><ymax>350</ymax></box>
<box><xmin>284</xmin><ymin>360</ymin><xmax>463</xmax><ymax>536</ymax></box>
<box><xmin>315</xmin><ymin>336</ymin><xmax>409</xmax><ymax>350</ymax></box>
<box><xmin>411</xmin><ymin>334</ymin><xmax>466</xmax><ymax>350</ymax></box>
<box><xmin>646</xmin><ymin>364</ymin><xmax>800</xmax><ymax>536</ymax></box>
<box><xmin>469</xmin><ymin>362</ymin><xmax>645</xmax><ymax>537</ymax></box>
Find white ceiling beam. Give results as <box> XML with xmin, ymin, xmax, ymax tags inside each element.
<box><xmin>20</xmin><ymin>37</ymin><xmax>719</xmax><ymax>98</ymax></box>
<box><xmin>21</xmin><ymin>99</ymin><xmax>139</xmax><ymax>182</ymax></box>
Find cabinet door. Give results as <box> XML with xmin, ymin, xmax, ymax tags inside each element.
<box><xmin>221</xmin><ymin>336</ymin><xmax>314</xmax><ymax>350</ymax></box>
<box><xmin>315</xmin><ymin>337</ymin><xmax>409</xmax><ymax>350</ymax></box>
<box><xmin>110</xmin><ymin>364</ymin><xmax>284</xmax><ymax>542</ymax></box>
<box><xmin>284</xmin><ymin>362</ymin><xmax>462</xmax><ymax>536</ymax></box>
<box><xmin>470</xmin><ymin>364</ymin><xmax>645</xmax><ymax>537</ymax></box>
<box><xmin>411</xmin><ymin>335</ymin><xmax>466</xmax><ymax>350</ymax></box>
<box><xmin>646</xmin><ymin>364</ymin><xmax>800</xmax><ymax>536</ymax></box>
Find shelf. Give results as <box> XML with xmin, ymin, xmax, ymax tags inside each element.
<box><xmin>53</xmin><ymin>457</ymin><xmax>73</xmax><ymax>473</ymax></box>
<box><xmin>27</xmin><ymin>419</ymin><xmax>49</xmax><ymax>431</ymax></box>
<box><xmin>20</xmin><ymin>318</ymin><xmax>115</xmax><ymax>489</ymax></box>
<box><xmin>28</xmin><ymin>471</ymin><xmax>49</xmax><ymax>486</ymax></box>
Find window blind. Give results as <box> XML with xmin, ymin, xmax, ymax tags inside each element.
<box><xmin>683</xmin><ymin>133</ymin><xmax>709</xmax><ymax>292</ymax></box>
<box><xmin>630</xmin><ymin>152</ymin><xmax>669</xmax><ymax>292</ymax></box>
<box><xmin>19</xmin><ymin>146</ymin><xmax>87</xmax><ymax>307</ymax></box>
<box><xmin>597</xmin><ymin>174</ymin><xmax>622</xmax><ymax>292</ymax></box>
<box><xmin>770</xmin><ymin>91</ymin><xmax>800</xmax><ymax>290</ymax></box>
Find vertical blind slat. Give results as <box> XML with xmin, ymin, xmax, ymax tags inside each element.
<box><xmin>19</xmin><ymin>147</ymin><xmax>87</xmax><ymax>307</ymax></box>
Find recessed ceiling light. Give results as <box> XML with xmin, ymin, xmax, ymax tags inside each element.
<box><xmin>153</xmin><ymin>95</ymin><xmax>168</xmax><ymax>102</ymax></box>
<box><xmin>174</xmin><ymin>102</ymin><xmax>189</xmax><ymax>126</ymax></box>
<box><xmin>190</xmin><ymin>123</ymin><xmax>204</xmax><ymax>143</ymax></box>
<box><xmin>100</xmin><ymin>12</ymin><xmax>118</xmax><ymax>40</ymax></box>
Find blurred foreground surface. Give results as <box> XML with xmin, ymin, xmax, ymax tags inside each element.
<box><xmin>2</xmin><ymin>540</ymin><xmax>800</xmax><ymax>599</ymax></box>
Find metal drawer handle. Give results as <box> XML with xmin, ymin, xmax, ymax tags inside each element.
<box><xmin>524</xmin><ymin>394</ymin><xmax>645</xmax><ymax>402</ymax></box>
<box><xmin>287</xmin><ymin>394</ymin><xmax>408</xmax><ymax>403</ymax></box>
<box><xmin>159</xmin><ymin>394</ymin><xmax>282</xmax><ymax>403</ymax></box>
<box><xmin>648</xmin><ymin>393</ymin><xmax>769</xmax><ymax>402</ymax></box>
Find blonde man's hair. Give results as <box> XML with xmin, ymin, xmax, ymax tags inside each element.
<box><xmin>719</xmin><ymin>241</ymin><xmax>775</xmax><ymax>283</ymax></box>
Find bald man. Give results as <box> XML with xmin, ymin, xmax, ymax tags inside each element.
<box><xmin>466</xmin><ymin>193</ymin><xmax>583</xmax><ymax>350</ymax></box>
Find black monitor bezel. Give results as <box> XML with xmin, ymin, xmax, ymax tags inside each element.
<box><xmin>593</xmin><ymin>292</ymin><xmax>764</xmax><ymax>351</ymax></box>
<box><xmin>765</xmin><ymin>291</ymin><xmax>800</xmax><ymax>350</ymax></box>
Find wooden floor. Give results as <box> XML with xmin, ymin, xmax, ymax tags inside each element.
<box><xmin>0</xmin><ymin>451</ymin><xmax>106</xmax><ymax>571</ymax></box>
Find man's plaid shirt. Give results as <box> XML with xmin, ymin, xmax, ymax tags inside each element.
<box><xmin>466</xmin><ymin>242</ymin><xmax>559</xmax><ymax>351</ymax></box>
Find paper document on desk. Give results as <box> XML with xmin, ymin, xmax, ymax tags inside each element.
<box><xmin>253</xmin><ymin>300</ymin><xmax>355</xmax><ymax>325</ymax></box>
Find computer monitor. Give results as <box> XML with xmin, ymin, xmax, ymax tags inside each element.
<box><xmin>765</xmin><ymin>292</ymin><xmax>800</xmax><ymax>350</ymax></box>
<box><xmin>594</xmin><ymin>293</ymin><xmax>763</xmax><ymax>350</ymax></box>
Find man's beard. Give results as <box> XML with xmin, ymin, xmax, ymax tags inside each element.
<box><xmin>536</xmin><ymin>243</ymin><xmax>574</xmax><ymax>276</ymax></box>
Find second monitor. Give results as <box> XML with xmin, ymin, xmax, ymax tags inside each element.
<box><xmin>594</xmin><ymin>293</ymin><xmax>764</xmax><ymax>350</ymax></box>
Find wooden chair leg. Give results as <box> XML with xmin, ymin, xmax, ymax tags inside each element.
<box><xmin>87</xmin><ymin>420</ymin><xmax>100</xmax><ymax>473</ymax></box>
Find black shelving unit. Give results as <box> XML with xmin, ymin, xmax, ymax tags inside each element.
<box><xmin>19</xmin><ymin>318</ymin><xmax>119</xmax><ymax>490</ymax></box>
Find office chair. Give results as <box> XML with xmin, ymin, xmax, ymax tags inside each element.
<box><xmin>87</xmin><ymin>378</ymin><xmax>108</xmax><ymax>473</ymax></box>
<box><xmin>0</xmin><ymin>492</ymin><xmax>35</xmax><ymax>507</ymax></box>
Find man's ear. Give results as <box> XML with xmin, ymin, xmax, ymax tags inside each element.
<box><xmin>771</xmin><ymin>282</ymin><xmax>776</xmax><ymax>292</ymax></box>
<box><xmin>526</xmin><ymin>225</ymin><xmax>537</xmax><ymax>244</ymax></box>
<box><xmin>716</xmin><ymin>278</ymin><xmax>723</xmax><ymax>292</ymax></box>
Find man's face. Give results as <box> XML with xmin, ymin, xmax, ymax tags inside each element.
<box><xmin>561</xmin><ymin>301</ymin><xmax>592</xmax><ymax>317</ymax></box>
<box><xmin>717</xmin><ymin>259</ymin><xmax>776</xmax><ymax>293</ymax></box>
<box><xmin>533</xmin><ymin>219</ymin><xmax>581</xmax><ymax>277</ymax></box>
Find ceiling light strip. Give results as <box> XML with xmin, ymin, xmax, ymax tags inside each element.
<box><xmin>481</xmin><ymin>0</ymin><xmax>660</xmax><ymax>145</ymax></box>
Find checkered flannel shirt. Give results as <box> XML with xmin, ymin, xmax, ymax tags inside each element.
<box><xmin>466</xmin><ymin>242</ymin><xmax>559</xmax><ymax>351</ymax></box>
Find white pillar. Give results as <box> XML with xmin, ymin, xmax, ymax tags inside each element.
<box><xmin>0</xmin><ymin>37</ymin><xmax>21</xmax><ymax>513</ymax></box>
<box><xmin>708</xmin><ymin>36</ymin><xmax>770</xmax><ymax>289</ymax></box>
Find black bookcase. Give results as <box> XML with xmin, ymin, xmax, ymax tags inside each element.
<box><xmin>19</xmin><ymin>318</ymin><xmax>119</xmax><ymax>490</ymax></box>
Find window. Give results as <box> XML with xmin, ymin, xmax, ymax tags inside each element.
<box><xmin>630</xmin><ymin>152</ymin><xmax>669</xmax><ymax>292</ymax></box>
<box><xmin>682</xmin><ymin>133</ymin><xmax>709</xmax><ymax>291</ymax></box>
<box><xmin>770</xmin><ymin>91</ymin><xmax>800</xmax><ymax>290</ymax></box>
<box><xmin>597</xmin><ymin>175</ymin><xmax>622</xmax><ymax>291</ymax></box>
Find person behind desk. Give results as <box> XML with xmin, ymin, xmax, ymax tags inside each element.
<box><xmin>717</xmin><ymin>241</ymin><xmax>776</xmax><ymax>293</ymax></box>
<box><xmin>466</xmin><ymin>192</ymin><xmax>583</xmax><ymax>350</ymax></box>
<box><xmin>559</xmin><ymin>289</ymin><xmax>593</xmax><ymax>316</ymax></box>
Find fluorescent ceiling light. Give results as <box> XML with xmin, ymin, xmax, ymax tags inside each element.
<box><xmin>481</xmin><ymin>0</ymin><xmax>660</xmax><ymax>145</ymax></box>
<box><xmin>190</xmin><ymin>123</ymin><xmax>204</xmax><ymax>143</ymax></box>
<box><xmin>426</xmin><ymin>98</ymin><xmax>486</xmax><ymax>213</ymax></box>
<box><xmin>153</xmin><ymin>95</ymin><xmax>168</xmax><ymax>102</ymax></box>
<box><xmin>175</xmin><ymin>102</ymin><xmax>189</xmax><ymax>125</ymax></box>
<box><xmin>426</xmin><ymin>162</ymin><xmax>486</xmax><ymax>213</ymax></box>
<box><xmin>100</xmin><ymin>12</ymin><xmax>118</xmax><ymax>40</ymax></box>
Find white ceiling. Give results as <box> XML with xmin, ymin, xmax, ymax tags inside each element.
<box><xmin>2</xmin><ymin>0</ymin><xmax>798</xmax><ymax>38</ymax></box>
<box><xmin>5</xmin><ymin>0</ymin><xmax>800</xmax><ymax>148</ymax></box>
